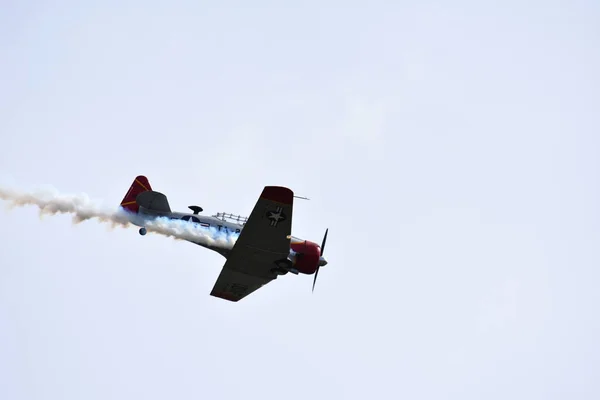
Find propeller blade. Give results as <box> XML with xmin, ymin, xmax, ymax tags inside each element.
<box><xmin>313</xmin><ymin>228</ymin><xmax>328</xmax><ymax>293</ymax></box>
<box><xmin>321</xmin><ymin>228</ymin><xmax>328</xmax><ymax>255</ymax></box>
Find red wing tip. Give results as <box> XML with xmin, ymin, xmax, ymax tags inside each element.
<box><xmin>260</xmin><ymin>186</ymin><xmax>293</xmax><ymax>205</ymax></box>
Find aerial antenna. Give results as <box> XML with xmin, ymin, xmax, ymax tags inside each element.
<box><xmin>294</xmin><ymin>195</ymin><xmax>310</xmax><ymax>200</ymax></box>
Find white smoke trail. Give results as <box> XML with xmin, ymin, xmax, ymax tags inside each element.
<box><xmin>0</xmin><ymin>184</ymin><xmax>238</xmax><ymax>249</ymax></box>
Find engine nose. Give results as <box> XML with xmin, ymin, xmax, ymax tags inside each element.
<box><xmin>318</xmin><ymin>256</ymin><xmax>328</xmax><ymax>267</ymax></box>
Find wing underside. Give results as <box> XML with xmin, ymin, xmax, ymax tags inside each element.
<box><xmin>210</xmin><ymin>267</ymin><xmax>273</xmax><ymax>301</ymax></box>
<box><xmin>210</xmin><ymin>186</ymin><xmax>294</xmax><ymax>302</ymax></box>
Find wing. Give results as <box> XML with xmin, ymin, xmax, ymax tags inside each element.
<box><xmin>210</xmin><ymin>186</ymin><xmax>294</xmax><ymax>302</ymax></box>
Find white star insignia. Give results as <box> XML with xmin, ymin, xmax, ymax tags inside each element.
<box><xmin>268</xmin><ymin>211</ymin><xmax>283</xmax><ymax>222</ymax></box>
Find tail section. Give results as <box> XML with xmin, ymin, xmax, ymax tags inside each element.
<box><xmin>120</xmin><ymin>175</ymin><xmax>152</xmax><ymax>213</ymax></box>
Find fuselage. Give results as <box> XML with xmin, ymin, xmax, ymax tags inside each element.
<box><xmin>127</xmin><ymin>207</ymin><xmax>325</xmax><ymax>275</ymax></box>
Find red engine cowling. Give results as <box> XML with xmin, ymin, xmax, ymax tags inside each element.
<box><xmin>290</xmin><ymin>240</ymin><xmax>321</xmax><ymax>274</ymax></box>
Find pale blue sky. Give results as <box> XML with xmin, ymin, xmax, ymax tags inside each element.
<box><xmin>1</xmin><ymin>1</ymin><xmax>599</xmax><ymax>399</ymax></box>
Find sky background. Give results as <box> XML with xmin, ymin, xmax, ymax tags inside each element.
<box><xmin>1</xmin><ymin>1</ymin><xmax>599</xmax><ymax>399</ymax></box>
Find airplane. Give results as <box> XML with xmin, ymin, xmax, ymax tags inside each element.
<box><xmin>119</xmin><ymin>176</ymin><xmax>328</xmax><ymax>302</ymax></box>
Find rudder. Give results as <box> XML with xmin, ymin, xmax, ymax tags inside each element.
<box><xmin>120</xmin><ymin>175</ymin><xmax>152</xmax><ymax>213</ymax></box>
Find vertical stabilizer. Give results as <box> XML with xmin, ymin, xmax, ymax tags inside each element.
<box><xmin>120</xmin><ymin>175</ymin><xmax>152</xmax><ymax>213</ymax></box>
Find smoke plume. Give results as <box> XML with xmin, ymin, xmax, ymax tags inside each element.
<box><xmin>0</xmin><ymin>184</ymin><xmax>238</xmax><ymax>249</ymax></box>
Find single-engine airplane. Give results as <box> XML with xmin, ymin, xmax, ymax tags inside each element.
<box><xmin>119</xmin><ymin>176</ymin><xmax>328</xmax><ymax>302</ymax></box>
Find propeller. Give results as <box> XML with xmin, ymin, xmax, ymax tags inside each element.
<box><xmin>312</xmin><ymin>228</ymin><xmax>328</xmax><ymax>292</ymax></box>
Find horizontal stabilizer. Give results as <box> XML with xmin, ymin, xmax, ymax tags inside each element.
<box><xmin>136</xmin><ymin>190</ymin><xmax>171</xmax><ymax>214</ymax></box>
